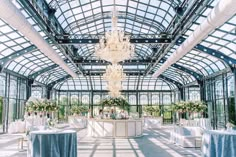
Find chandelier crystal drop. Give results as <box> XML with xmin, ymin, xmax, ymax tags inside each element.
<box><xmin>95</xmin><ymin>0</ymin><xmax>131</xmax><ymax>97</ymax></box>
<box><xmin>108</xmin><ymin>90</ymin><xmax>121</xmax><ymax>97</ymax></box>
<box><xmin>95</xmin><ymin>4</ymin><xmax>135</xmax><ymax>64</ymax></box>
<box><xmin>103</xmin><ymin>64</ymin><xmax>125</xmax><ymax>82</ymax></box>
<box><xmin>104</xmin><ymin>65</ymin><xmax>125</xmax><ymax>97</ymax></box>
<box><xmin>107</xmin><ymin>81</ymin><xmax>122</xmax><ymax>97</ymax></box>
<box><xmin>107</xmin><ymin>81</ymin><xmax>122</xmax><ymax>91</ymax></box>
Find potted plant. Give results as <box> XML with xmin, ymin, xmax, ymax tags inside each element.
<box><xmin>70</xmin><ymin>105</ymin><xmax>89</xmax><ymax>116</ymax></box>
<box><xmin>143</xmin><ymin>106</ymin><xmax>160</xmax><ymax>117</ymax></box>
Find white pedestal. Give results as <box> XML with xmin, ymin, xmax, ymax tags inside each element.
<box><xmin>88</xmin><ymin>119</ymin><xmax>143</xmax><ymax>138</ymax></box>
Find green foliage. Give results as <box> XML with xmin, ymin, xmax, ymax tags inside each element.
<box><xmin>58</xmin><ymin>105</ymin><xmax>66</xmax><ymax>120</ymax></box>
<box><xmin>25</xmin><ymin>98</ymin><xmax>59</xmax><ymax>112</ymax></box>
<box><xmin>70</xmin><ymin>105</ymin><xmax>89</xmax><ymax>115</ymax></box>
<box><xmin>59</xmin><ymin>97</ymin><xmax>68</xmax><ymax>106</ymax></box>
<box><xmin>229</xmin><ymin>97</ymin><xmax>236</xmax><ymax>125</ymax></box>
<box><xmin>143</xmin><ymin>106</ymin><xmax>160</xmax><ymax>117</ymax></box>
<box><xmin>163</xmin><ymin>105</ymin><xmax>172</xmax><ymax>119</ymax></box>
<box><xmin>71</xmin><ymin>97</ymin><xmax>83</xmax><ymax>106</ymax></box>
<box><xmin>100</xmin><ymin>97</ymin><xmax>130</xmax><ymax>111</ymax></box>
<box><xmin>172</xmin><ymin>101</ymin><xmax>207</xmax><ymax>113</ymax></box>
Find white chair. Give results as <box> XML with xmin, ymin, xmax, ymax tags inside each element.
<box><xmin>170</xmin><ymin>126</ymin><xmax>203</xmax><ymax>148</ymax></box>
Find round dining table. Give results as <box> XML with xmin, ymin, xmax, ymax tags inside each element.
<box><xmin>28</xmin><ymin>130</ymin><xmax>77</xmax><ymax>157</ymax></box>
<box><xmin>202</xmin><ymin>130</ymin><xmax>236</xmax><ymax>157</ymax></box>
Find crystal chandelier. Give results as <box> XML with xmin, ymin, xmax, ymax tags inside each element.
<box><xmin>107</xmin><ymin>83</ymin><xmax>122</xmax><ymax>97</ymax></box>
<box><xmin>107</xmin><ymin>81</ymin><xmax>122</xmax><ymax>91</ymax></box>
<box><xmin>104</xmin><ymin>65</ymin><xmax>125</xmax><ymax>97</ymax></box>
<box><xmin>103</xmin><ymin>64</ymin><xmax>125</xmax><ymax>82</ymax></box>
<box><xmin>95</xmin><ymin>2</ymin><xmax>135</xmax><ymax>64</ymax></box>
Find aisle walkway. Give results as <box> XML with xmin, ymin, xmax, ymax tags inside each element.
<box><xmin>0</xmin><ymin>126</ymin><xmax>201</xmax><ymax>157</ymax></box>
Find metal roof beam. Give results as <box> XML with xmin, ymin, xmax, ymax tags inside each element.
<box><xmin>29</xmin><ymin>56</ymin><xmax>203</xmax><ymax>81</ymax></box>
<box><xmin>160</xmin><ymin>58</ymin><xmax>203</xmax><ymax>80</ymax></box>
<box><xmin>19</xmin><ymin>0</ymin><xmax>83</xmax><ymax>73</ymax></box>
<box><xmin>47</xmin><ymin>75</ymin><xmax>71</xmax><ymax>87</ymax></box>
<box><xmin>55</xmin><ymin>34</ymin><xmax>172</xmax><ymax>44</ymax></box>
<box><xmin>48</xmin><ymin>73</ymin><xmax>183</xmax><ymax>89</ymax></box>
<box><xmin>145</xmin><ymin>0</ymin><xmax>208</xmax><ymax>75</ymax></box>
<box><xmin>177</xmin><ymin>37</ymin><xmax>236</xmax><ymax>67</ymax></box>
<box><xmin>0</xmin><ymin>45</ymin><xmax>37</xmax><ymax>71</ymax></box>
<box><xmin>0</xmin><ymin>38</ymin><xmax>53</xmax><ymax>71</ymax></box>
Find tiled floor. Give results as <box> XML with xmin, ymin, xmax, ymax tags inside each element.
<box><xmin>0</xmin><ymin>126</ymin><xmax>201</xmax><ymax>157</ymax></box>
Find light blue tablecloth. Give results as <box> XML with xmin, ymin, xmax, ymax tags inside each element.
<box><xmin>202</xmin><ymin>130</ymin><xmax>236</xmax><ymax>157</ymax></box>
<box><xmin>29</xmin><ymin>130</ymin><xmax>77</xmax><ymax>157</ymax></box>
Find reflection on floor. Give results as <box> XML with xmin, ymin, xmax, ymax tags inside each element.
<box><xmin>0</xmin><ymin>126</ymin><xmax>201</xmax><ymax>157</ymax></box>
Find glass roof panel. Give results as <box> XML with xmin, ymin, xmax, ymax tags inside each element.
<box><xmin>55</xmin><ymin>0</ymin><xmax>176</xmax><ymax>35</ymax></box>
<box><xmin>0</xmin><ymin>0</ymin><xmax>234</xmax><ymax>89</ymax></box>
<box><xmin>53</xmin><ymin>75</ymin><xmax>177</xmax><ymax>91</ymax></box>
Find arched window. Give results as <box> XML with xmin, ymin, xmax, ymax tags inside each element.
<box><xmin>129</xmin><ymin>95</ymin><xmax>136</xmax><ymax>105</ymax></box>
<box><xmin>31</xmin><ymin>87</ymin><xmax>42</xmax><ymax>99</ymax></box>
<box><xmin>93</xmin><ymin>95</ymin><xmax>100</xmax><ymax>104</ymax></box>
<box><xmin>140</xmin><ymin>95</ymin><xmax>148</xmax><ymax>105</ymax></box>
<box><xmin>189</xmin><ymin>91</ymin><xmax>200</xmax><ymax>101</ymax></box>
<box><xmin>163</xmin><ymin>94</ymin><xmax>171</xmax><ymax>105</ymax></box>
<box><xmin>82</xmin><ymin>95</ymin><xmax>89</xmax><ymax>104</ymax></box>
<box><xmin>152</xmin><ymin>95</ymin><xmax>159</xmax><ymax>105</ymax></box>
<box><xmin>71</xmin><ymin>95</ymin><xmax>79</xmax><ymax>105</ymax></box>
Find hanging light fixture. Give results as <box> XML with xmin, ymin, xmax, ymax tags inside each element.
<box><xmin>107</xmin><ymin>81</ymin><xmax>122</xmax><ymax>97</ymax></box>
<box><xmin>103</xmin><ymin>64</ymin><xmax>125</xmax><ymax>82</ymax></box>
<box><xmin>95</xmin><ymin>0</ymin><xmax>132</xmax><ymax>97</ymax></box>
<box><xmin>108</xmin><ymin>90</ymin><xmax>122</xmax><ymax>97</ymax></box>
<box><xmin>103</xmin><ymin>64</ymin><xmax>125</xmax><ymax>97</ymax></box>
<box><xmin>95</xmin><ymin>0</ymin><xmax>135</xmax><ymax>64</ymax></box>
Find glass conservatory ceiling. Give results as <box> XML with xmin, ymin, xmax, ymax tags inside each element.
<box><xmin>54</xmin><ymin>75</ymin><xmax>177</xmax><ymax>91</ymax></box>
<box><xmin>0</xmin><ymin>0</ymin><xmax>235</xmax><ymax>89</ymax></box>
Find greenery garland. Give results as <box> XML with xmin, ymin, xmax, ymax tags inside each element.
<box><xmin>100</xmin><ymin>97</ymin><xmax>130</xmax><ymax>111</ymax></box>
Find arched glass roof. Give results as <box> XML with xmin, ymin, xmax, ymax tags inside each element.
<box><xmin>76</xmin><ymin>44</ymin><xmax>155</xmax><ymax>60</ymax></box>
<box><xmin>166</xmin><ymin>46</ymin><xmax>227</xmax><ymax>76</ymax></box>
<box><xmin>53</xmin><ymin>0</ymin><xmax>177</xmax><ymax>33</ymax></box>
<box><xmin>0</xmin><ymin>0</ymin><xmax>235</xmax><ymax>90</ymax></box>
<box><xmin>180</xmin><ymin>1</ymin><xmax>236</xmax><ymax>65</ymax></box>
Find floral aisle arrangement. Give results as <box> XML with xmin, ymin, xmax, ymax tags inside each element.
<box><xmin>173</xmin><ymin>101</ymin><xmax>207</xmax><ymax>119</ymax></box>
<box><xmin>25</xmin><ymin>98</ymin><xmax>59</xmax><ymax>114</ymax></box>
<box><xmin>173</xmin><ymin>101</ymin><xmax>207</xmax><ymax>113</ymax></box>
<box><xmin>100</xmin><ymin>97</ymin><xmax>130</xmax><ymax>112</ymax></box>
<box><xmin>24</xmin><ymin>98</ymin><xmax>59</xmax><ymax>129</ymax></box>
<box><xmin>70</xmin><ymin>105</ymin><xmax>89</xmax><ymax>116</ymax></box>
<box><xmin>143</xmin><ymin>106</ymin><xmax>160</xmax><ymax>117</ymax></box>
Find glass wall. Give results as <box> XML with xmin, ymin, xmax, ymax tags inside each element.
<box><xmin>0</xmin><ymin>72</ymin><xmax>27</xmax><ymax>133</ymax></box>
<box><xmin>184</xmin><ymin>86</ymin><xmax>200</xmax><ymax>101</ymax></box>
<box><xmin>31</xmin><ymin>85</ymin><xmax>46</xmax><ymax>98</ymax></box>
<box><xmin>205</xmin><ymin>73</ymin><xmax>234</xmax><ymax>129</ymax></box>
<box><xmin>54</xmin><ymin>90</ymin><xmax>178</xmax><ymax>124</ymax></box>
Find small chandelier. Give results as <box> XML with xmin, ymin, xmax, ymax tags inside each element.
<box><xmin>107</xmin><ymin>81</ymin><xmax>122</xmax><ymax>97</ymax></box>
<box><xmin>107</xmin><ymin>81</ymin><xmax>122</xmax><ymax>91</ymax></box>
<box><xmin>103</xmin><ymin>64</ymin><xmax>125</xmax><ymax>82</ymax></box>
<box><xmin>95</xmin><ymin>1</ymin><xmax>135</xmax><ymax>64</ymax></box>
<box><xmin>104</xmin><ymin>65</ymin><xmax>124</xmax><ymax>97</ymax></box>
